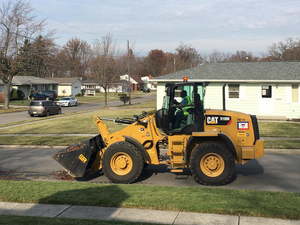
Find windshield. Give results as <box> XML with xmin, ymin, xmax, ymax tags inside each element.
<box><xmin>61</xmin><ymin>97</ymin><xmax>70</xmax><ymax>100</ymax></box>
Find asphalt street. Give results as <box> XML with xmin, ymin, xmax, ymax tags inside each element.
<box><xmin>0</xmin><ymin>94</ymin><xmax>156</xmax><ymax>125</ymax></box>
<box><xmin>0</xmin><ymin>146</ymin><xmax>299</xmax><ymax>193</ymax></box>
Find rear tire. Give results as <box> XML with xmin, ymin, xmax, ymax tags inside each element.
<box><xmin>46</xmin><ymin>111</ymin><xmax>50</xmax><ymax>117</ymax></box>
<box><xmin>190</xmin><ymin>141</ymin><xmax>235</xmax><ymax>186</ymax></box>
<box><xmin>57</xmin><ymin>109</ymin><xmax>61</xmax><ymax>115</ymax></box>
<box><xmin>102</xmin><ymin>141</ymin><xmax>144</xmax><ymax>184</ymax></box>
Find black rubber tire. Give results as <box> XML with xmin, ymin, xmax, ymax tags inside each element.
<box><xmin>102</xmin><ymin>141</ymin><xmax>144</xmax><ymax>184</ymax></box>
<box><xmin>46</xmin><ymin>111</ymin><xmax>50</xmax><ymax>117</ymax></box>
<box><xmin>68</xmin><ymin>103</ymin><xmax>70</xmax><ymax>107</ymax></box>
<box><xmin>190</xmin><ymin>141</ymin><xmax>235</xmax><ymax>186</ymax></box>
<box><xmin>57</xmin><ymin>109</ymin><xmax>61</xmax><ymax>115</ymax></box>
<box><xmin>29</xmin><ymin>114</ymin><xmax>34</xmax><ymax>117</ymax></box>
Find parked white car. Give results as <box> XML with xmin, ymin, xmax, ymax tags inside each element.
<box><xmin>57</xmin><ymin>97</ymin><xmax>78</xmax><ymax>107</ymax></box>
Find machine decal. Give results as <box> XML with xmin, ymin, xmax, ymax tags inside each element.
<box><xmin>237</xmin><ymin>122</ymin><xmax>249</xmax><ymax>130</ymax></box>
<box><xmin>79</xmin><ymin>154</ymin><xmax>87</xmax><ymax>163</ymax></box>
<box><xmin>206</xmin><ymin>116</ymin><xmax>232</xmax><ymax>125</ymax></box>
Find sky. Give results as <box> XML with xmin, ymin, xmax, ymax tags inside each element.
<box><xmin>4</xmin><ymin>0</ymin><xmax>300</xmax><ymax>57</ymax></box>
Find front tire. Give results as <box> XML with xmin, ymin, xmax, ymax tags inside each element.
<box><xmin>102</xmin><ymin>141</ymin><xmax>144</xmax><ymax>184</ymax></box>
<box><xmin>190</xmin><ymin>141</ymin><xmax>235</xmax><ymax>186</ymax></box>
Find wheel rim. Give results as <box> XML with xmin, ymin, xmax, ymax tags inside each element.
<box><xmin>110</xmin><ymin>152</ymin><xmax>133</xmax><ymax>176</ymax></box>
<box><xmin>200</xmin><ymin>153</ymin><xmax>225</xmax><ymax>177</ymax></box>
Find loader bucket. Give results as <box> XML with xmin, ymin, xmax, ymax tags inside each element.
<box><xmin>52</xmin><ymin>134</ymin><xmax>105</xmax><ymax>177</ymax></box>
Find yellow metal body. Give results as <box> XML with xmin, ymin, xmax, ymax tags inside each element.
<box><xmin>91</xmin><ymin>115</ymin><xmax>166</xmax><ymax>173</ymax></box>
<box><xmin>91</xmin><ymin>109</ymin><xmax>265</xmax><ymax>174</ymax></box>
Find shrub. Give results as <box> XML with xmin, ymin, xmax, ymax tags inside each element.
<box><xmin>17</xmin><ymin>89</ymin><xmax>25</xmax><ymax>100</ymax></box>
<box><xmin>10</xmin><ymin>89</ymin><xmax>18</xmax><ymax>100</ymax></box>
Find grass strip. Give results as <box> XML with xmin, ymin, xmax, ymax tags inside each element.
<box><xmin>0</xmin><ymin>180</ymin><xmax>299</xmax><ymax>220</ymax></box>
<box><xmin>264</xmin><ymin>140</ymin><xmax>300</xmax><ymax>149</ymax></box>
<box><xmin>0</xmin><ymin>107</ymin><xmax>28</xmax><ymax>114</ymax></box>
<box><xmin>259</xmin><ymin>122</ymin><xmax>300</xmax><ymax>138</ymax></box>
<box><xmin>0</xmin><ymin>215</ymin><xmax>159</xmax><ymax>225</ymax></box>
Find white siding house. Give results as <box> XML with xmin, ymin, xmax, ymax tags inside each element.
<box><xmin>45</xmin><ymin>77</ymin><xmax>84</xmax><ymax>96</ymax></box>
<box><xmin>151</xmin><ymin>62</ymin><xmax>300</xmax><ymax>120</ymax></box>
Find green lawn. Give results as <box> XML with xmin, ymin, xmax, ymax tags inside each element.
<box><xmin>259</xmin><ymin>121</ymin><xmax>300</xmax><ymax>138</ymax></box>
<box><xmin>0</xmin><ymin>180</ymin><xmax>299</xmax><ymax>220</ymax></box>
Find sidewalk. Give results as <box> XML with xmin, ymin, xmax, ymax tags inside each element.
<box><xmin>0</xmin><ymin>202</ymin><xmax>299</xmax><ymax>225</ymax></box>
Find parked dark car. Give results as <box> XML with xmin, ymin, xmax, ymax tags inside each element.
<box><xmin>28</xmin><ymin>100</ymin><xmax>61</xmax><ymax>117</ymax></box>
<box><xmin>43</xmin><ymin>90</ymin><xmax>58</xmax><ymax>99</ymax></box>
<box><xmin>29</xmin><ymin>90</ymin><xmax>57</xmax><ymax>100</ymax></box>
<box><xmin>143</xmin><ymin>87</ymin><xmax>150</xmax><ymax>93</ymax></box>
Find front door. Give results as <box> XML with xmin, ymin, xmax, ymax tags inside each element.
<box><xmin>259</xmin><ymin>85</ymin><xmax>274</xmax><ymax>114</ymax></box>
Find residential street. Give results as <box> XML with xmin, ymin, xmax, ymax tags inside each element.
<box><xmin>0</xmin><ymin>94</ymin><xmax>156</xmax><ymax>125</ymax></box>
<box><xmin>0</xmin><ymin>146</ymin><xmax>299</xmax><ymax>193</ymax></box>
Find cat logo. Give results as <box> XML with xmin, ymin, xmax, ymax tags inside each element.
<box><xmin>207</xmin><ymin>116</ymin><xmax>219</xmax><ymax>124</ymax></box>
<box><xmin>206</xmin><ymin>116</ymin><xmax>232</xmax><ymax>125</ymax></box>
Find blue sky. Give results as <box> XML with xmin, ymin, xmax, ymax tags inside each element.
<box><xmin>6</xmin><ymin>0</ymin><xmax>300</xmax><ymax>56</ymax></box>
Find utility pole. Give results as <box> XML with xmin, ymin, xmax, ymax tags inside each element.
<box><xmin>174</xmin><ymin>57</ymin><xmax>176</xmax><ymax>72</ymax></box>
<box><xmin>127</xmin><ymin>40</ymin><xmax>131</xmax><ymax>105</ymax></box>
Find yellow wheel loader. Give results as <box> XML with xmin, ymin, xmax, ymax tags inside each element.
<box><xmin>52</xmin><ymin>81</ymin><xmax>264</xmax><ymax>185</ymax></box>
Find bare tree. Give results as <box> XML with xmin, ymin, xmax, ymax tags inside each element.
<box><xmin>143</xmin><ymin>49</ymin><xmax>166</xmax><ymax>77</ymax></box>
<box><xmin>0</xmin><ymin>0</ymin><xmax>46</xmax><ymax>109</ymax></box>
<box><xmin>175</xmin><ymin>42</ymin><xmax>202</xmax><ymax>70</ymax></box>
<box><xmin>266</xmin><ymin>37</ymin><xmax>300</xmax><ymax>61</ymax></box>
<box><xmin>91</xmin><ymin>33</ymin><xmax>120</xmax><ymax>106</ymax></box>
<box><xmin>63</xmin><ymin>37</ymin><xmax>91</xmax><ymax>77</ymax></box>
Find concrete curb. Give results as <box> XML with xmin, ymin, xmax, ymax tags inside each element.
<box><xmin>0</xmin><ymin>202</ymin><xmax>299</xmax><ymax>225</ymax></box>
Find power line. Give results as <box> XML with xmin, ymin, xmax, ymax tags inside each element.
<box><xmin>34</xmin><ymin>9</ymin><xmax>104</xmax><ymax>39</ymax></box>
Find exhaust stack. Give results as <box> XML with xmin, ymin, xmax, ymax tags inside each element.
<box><xmin>223</xmin><ymin>84</ymin><xmax>226</xmax><ymax>111</ymax></box>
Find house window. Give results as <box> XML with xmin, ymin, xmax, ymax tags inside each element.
<box><xmin>228</xmin><ymin>84</ymin><xmax>239</xmax><ymax>98</ymax></box>
<box><xmin>292</xmin><ymin>85</ymin><xmax>299</xmax><ymax>103</ymax></box>
<box><xmin>262</xmin><ymin>85</ymin><xmax>272</xmax><ymax>98</ymax></box>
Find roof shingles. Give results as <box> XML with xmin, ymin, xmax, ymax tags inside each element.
<box><xmin>154</xmin><ymin>62</ymin><xmax>300</xmax><ymax>81</ymax></box>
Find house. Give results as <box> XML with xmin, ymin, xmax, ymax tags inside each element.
<box><xmin>0</xmin><ymin>76</ymin><xmax>59</xmax><ymax>99</ymax></box>
<box><xmin>120</xmin><ymin>74</ymin><xmax>143</xmax><ymax>92</ymax></box>
<box><xmin>45</xmin><ymin>77</ymin><xmax>84</xmax><ymax>96</ymax></box>
<box><xmin>82</xmin><ymin>79</ymin><xmax>123</xmax><ymax>93</ymax></box>
<box><xmin>81</xmin><ymin>79</ymin><xmax>100</xmax><ymax>91</ymax></box>
<box><xmin>151</xmin><ymin>61</ymin><xmax>300</xmax><ymax>120</ymax></box>
<box><xmin>141</xmin><ymin>75</ymin><xmax>157</xmax><ymax>90</ymax></box>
